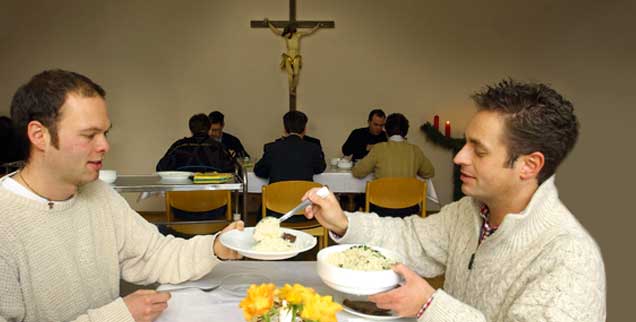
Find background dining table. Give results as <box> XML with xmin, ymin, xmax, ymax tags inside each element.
<box><xmin>155</xmin><ymin>260</ymin><xmax>415</xmax><ymax>322</ymax></box>
<box><xmin>248</xmin><ymin>168</ymin><xmax>440</xmax><ymax>205</ymax></box>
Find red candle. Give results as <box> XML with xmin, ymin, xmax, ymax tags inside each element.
<box><xmin>445</xmin><ymin>121</ymin><xmax>451</xmax><ymax>137</ymax></box>
<box><xmin>433</xmin><ymin>115</ymin><xmax>440</xmax><ymax>130</ymax></box>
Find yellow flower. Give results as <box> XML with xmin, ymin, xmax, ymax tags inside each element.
<box><xmin>278</xmin><ymin>283</ymin><xmax>315</xmax><ymax>305</ymax></box>
<box><xmin>239</xmin><ymin>283</ymin><xmax>276</xmax><ymax>321</ymax></box>
<box><xmin>300</xmin><ymin>293</ymin><xmax>343</xmax><ymax>322</ymax></box>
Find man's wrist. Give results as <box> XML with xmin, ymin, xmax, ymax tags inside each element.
<box><xmin>334</xmin><ymin>214</ymin><xmax>349</xmax><ymax>236</ymax></box>
<box><xmin>415</xmin><ymin>289</ymin><xmax>437</xmax><ymax>319</ymax></box>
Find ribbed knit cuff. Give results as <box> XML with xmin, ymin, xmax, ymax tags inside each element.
<box><xmin>86</xmin><ymin>297</ymin><xmax>135</xmax><ymax>322</ymax></box>
<box><xmin>417</xmin><ymin>289</ymin><xmax>477</xmax><ymax>322</ymax></box>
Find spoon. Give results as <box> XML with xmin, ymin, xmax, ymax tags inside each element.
<box><xmin>277</xmin><ymin>186</ymin><xmax>330</xmax><ymax>223</ymax></box>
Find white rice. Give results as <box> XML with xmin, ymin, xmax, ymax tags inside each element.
<box><xmin>252</xmin><ymin>217</ymin><xmax>281</xmax><ymax>242</ymax></box>
<box><xmin>326</xmin><ymin>245</ymin><xmax>395</xmax><ymax>271</ymax></box>
<box><xmin>251</xmin><ymin>217</ymin><xmax>293</xmax><ymax>251</ymax></box>
<box><xmin>252</xmin><ymin>237</ymin><xmax>293</xmax><ymax>252</ymax></box>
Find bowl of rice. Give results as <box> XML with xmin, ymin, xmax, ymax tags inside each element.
<box><xmin>317</xmin><ymin>244</ymin><xmax>403</xmax><ymax>295</ymax></box>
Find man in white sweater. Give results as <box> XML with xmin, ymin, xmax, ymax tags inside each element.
<box><xmin>304</xmin><ymin>79</ymin><xmax>606</xmax><ymax>321</ymax></box>
<box><xmin>0</xmin><ymin>70</ymin><xmax>243</xmax><ymax>322</ymax></box>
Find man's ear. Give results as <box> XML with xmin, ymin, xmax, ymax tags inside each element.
<box><xmin>27</xmin><ymin>120</ymin><xmax>50</xmax><ymax>151</ymax></box>
<box><xmin>519</xmin><ymin>151</ymin><xmax>545</xmax><ymax>180</ymax></box>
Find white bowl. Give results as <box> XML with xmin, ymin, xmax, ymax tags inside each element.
<box><xmin>330</xmin><ymin>158</ymin><xmax>341</xmax><ymax>166</ymax></box>
<box><xmin>337</xmin><ymin>160</ymin><xmax>353</xmax><ymax>169</ymax></box>
<box><xmin>317</xmin><ymin>244</ymin><xmax>403</xmax><ymax>295</ymax></box>
<box><xmin>99</xmin><ymin>170</ymin><xmax>117</xmax><ymax>183</ymax></box>
<box><xmin>156</xmin><ymin>171</ymin><xmax>193</xmax><ymax>181</ymax></box>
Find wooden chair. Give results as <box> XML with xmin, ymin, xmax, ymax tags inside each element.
<box><xmin>365</xmin><ymin>177</ymin><xmax>427</xmax><ymax>217</ymax></box>
<box><xmin>262</xmin><ymin>181</ymin><xmax>328</xmax><ymax>249</ymax></box>
<box><xmin>164</xmin><ymin>190</ymin><xmax>232</xmax><ymax>235</ymax></box>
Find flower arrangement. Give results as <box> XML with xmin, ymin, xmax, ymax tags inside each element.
<box><xmin>239</xmin><ymin>283</ymin><xmax>343</xmax><ymax>322</ymax></box>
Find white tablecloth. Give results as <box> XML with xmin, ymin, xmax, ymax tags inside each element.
<box><xmin>156</xmin><ymin>261</ymin><xmax>414</xmax><ymax>322</ymax></box>
<box><xmin>248</xmin><ymin>169</ymin><xmax>439</xmax><ymax>204</ymax></box>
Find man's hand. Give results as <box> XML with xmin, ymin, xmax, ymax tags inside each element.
<box><xmin>124</xmin><ymin>289</ymin><xmax>171</xmax><ymax>322</ymax></box>
<box><xmin>368</xmin><ymin>264</ymin><xmax>436</xmax><ymax>317</ymax></box>
<box><xmin>366</xmin><ymin>144</ymin><xmax>374</xmax><ymax>151</ymax></box>
<box><xmin>302</xmin><ymin>188</ymin><xmax>348</xmax><ymax>236</ymax></box>
<box><xmin>213</xmin><ymin>220</ymin><xmax>244</xmax><ymax>260</ymax></box>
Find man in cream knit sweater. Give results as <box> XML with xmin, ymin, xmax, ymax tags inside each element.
<box><xmin>0</xmin><ymin>70</ymin><xmax>243</xmax><ymax>322</ymax></box>
<box><xmin>304</xmin><ymin>79</ymin><xmax>606</xmax><ymax>321</ymax></box>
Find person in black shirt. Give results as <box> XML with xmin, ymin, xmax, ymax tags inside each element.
<box><xmin>156</xmin><ymin>113</ymin><xmax>234</xmax><ymax>173</ymax></box>
<box><xmin>341</xmin><ymin>109</ymin><xmax>388</xmax><ymax>160</ymax></box>
<box><xmin>0</xmin><ymin>116</ymin><xmax>22</xmax><ymax>164</ymax></box>
<box><xmin>208</xmin><ymin>111</ymin><xmax>249</xmax><ymax>159</ymax></box>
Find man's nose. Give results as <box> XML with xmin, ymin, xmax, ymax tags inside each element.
<box><xmin>97</xmin><ymin>135</ymin><xmax>110</xmax><ymax>153</ymax></box>
<box><xmin>453</xmin><ymin>145</ymin><xmax>468</xmax><ymax>165</ymax></box>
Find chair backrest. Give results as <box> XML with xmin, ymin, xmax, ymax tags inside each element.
<box><xmin>365</xmin><ymin>177</ymin><xmax>427</xmax><ymax>217</ymax></box>
<box><xmin>261</xmin><ymin>180</ymin><xmax>327</xmax><ymax>249</ymax></box>
<box><xmin>165</xmin><ymin>190</ymin><xmax>232</xmax><ymax>222</ymax></box>
<box><xmin>261</xmin><ymin>180</ymin><xmax>322</xmax><ymax>217</ymax></box>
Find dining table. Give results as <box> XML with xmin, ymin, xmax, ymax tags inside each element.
<box><xmin>247</xmin><ymin>167</ymin><xmax>440</xmax><ymax>206</ymax></box>
<box><xmin>155</xmin><ymin>260</ymin><xmax>414</xmax><ymax>322</ymax></box>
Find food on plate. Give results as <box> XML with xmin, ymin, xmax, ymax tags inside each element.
<box><xmin>343</xmin><ymin>299</ymin><xmax>392</xmax><ymax>316</ymax></box>
<box><xmin>326</xmin><ymin>245</ymin><xmax>396</xmax><ymax>271</ymax></box>
<box><xmin>251</xmin><ymin>217</ymin><xmax>296</xmax><ymax>251</ymax></box>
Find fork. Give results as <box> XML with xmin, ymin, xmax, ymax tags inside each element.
<box><xmin>160</xmin><ymin>284</ymin><xmax>220</xmax><ymax>292</ymax></box>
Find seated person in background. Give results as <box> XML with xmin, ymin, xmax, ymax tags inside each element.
<box><xmin>352</xmin><ymin>113</ymin><xmax>434</xmax><ymax>217</ymax></box>
<box><xmin>274</xmin><ymin>108</ymin><xmax>325</xmax><ymax>159</ymax></box>
<box><xmin>156</xmin><ymin>113</ymin><xmax>234</xmax><ymax>173</ymax></box>
<box><xmin>0</xmin><ymin>116</ymin><xmax>24</xmax><ymax>175</ymax></box>
<box><xmin>255</xmin><ymin>110</ymin><xmax>326</xmax><ymax>222</ymax></box>
<box><xmin>208</xmin><ymin>110</ymin><xmax>250</xmax><ymax>159</ymax></box>
<box><xmin>303</xmin><ymin>79</ymin><xmax>605</xmax><ymax>321</ymax></box>
<box><xmin>341</xmin><ymin>108</ymin><xmax>388</xmax><ymax>161</ymax></box>
<box><xmin>254</xmin><ymin>110</ymin><xmax>326</xmax><ymax>184</ymax></box>
<box><xmin>0</xmin><ymin>69</ymin><xmax>243</xmax><ymax>322</ymax></box>
<box><xmin>157</xmin><ymin>113</ymin><xmax>235</xmax><ymax>220</ymax></box>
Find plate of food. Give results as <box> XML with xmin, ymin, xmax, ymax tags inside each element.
<box><xmin>317</xmin><ymin>244</ymin><xmax>403</xmax><ymax>295</ymax></box>
<box><xmin>342</xmin><ymin>298</ymin><xmax>404</xmax><ymax>321</ymax></box>
<box><xmin>156</xmin><ymin>171</ymin><xmax>193</xmax><ymax>181</ymax></box>
<box><xmin>219</xmin><ymin>217</ymin><xmax>317</xmax><ymax>260</ymax></box>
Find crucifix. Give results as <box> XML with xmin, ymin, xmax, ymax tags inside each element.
<box><xmin>251</xmin><ymin>0</ymin><xmax>335</xmax><ymax>111</ymax></box>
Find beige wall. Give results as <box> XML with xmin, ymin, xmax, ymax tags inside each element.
<box><xmin>1</xmin><ymin>0</ymin><xmax>633</xmax><ymax>318</ymax></box>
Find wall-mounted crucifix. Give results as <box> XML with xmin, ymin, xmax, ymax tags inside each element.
<box><xmin>251</xmin><ymin>0</ymin><xmax>335</xmax><ymax>111</ymax></box>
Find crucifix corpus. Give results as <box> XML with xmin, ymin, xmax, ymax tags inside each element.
<box><xmin>251</xmin><ymin>0</ymin><xmax>335</xmax><ymax>111</ymax></box>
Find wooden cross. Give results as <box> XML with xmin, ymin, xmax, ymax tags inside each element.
<box><xmin>251</xmin><ymin>0</ymin><xmax>335</xmax><ymax>111</ymax></box>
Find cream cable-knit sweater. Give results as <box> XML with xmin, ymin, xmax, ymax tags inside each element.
<box><xmin>0</xmin><ymin>178</ymin><xmax>221</xmax><ymax>322</ymax></box>
<box><xmin>337</xmin><ymin>176</ymin><xmax>606</xmax><ymax>321</ymax></box>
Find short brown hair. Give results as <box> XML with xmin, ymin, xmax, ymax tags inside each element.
<box><xmin>472</xmin><ymin>79</ymin><xmax>579</xmax><ymax>183</ymax></box>
<box><xmin>10</xmin><ymin>69</ymin><xmax>105</xmax><ymax>160</ymax></box>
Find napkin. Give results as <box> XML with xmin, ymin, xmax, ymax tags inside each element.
<box><xmin>192</xmin><ymin>172</ymin><xmax>234</xmax><ymax>184</ymax></box>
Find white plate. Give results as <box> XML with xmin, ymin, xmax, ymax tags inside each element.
<box><xmin>156</xmin><ymin>171</ymin><xmax>193</xmax><ymax>181</ymax></box>
<box><xmin>342</xmin><ymin>303</ymin><xmax>403</xmax><ymax>321</ymax></box>
<box><xmin>219</xmin><ymin>227</ymin><xmax>317</xmax><ymax>260</ymax></box>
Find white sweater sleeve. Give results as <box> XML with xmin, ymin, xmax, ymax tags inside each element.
<box><xmin>335</xmin><ymin>200</ymin><xmax>468</xmax><ymax>278</ymax></box>
<box><xmin>106</xmin><ymin>188</ymin><xmax>221</xmax><ymax>285</ymax></box>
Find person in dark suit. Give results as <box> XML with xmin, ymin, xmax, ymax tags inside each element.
<box><xmin>208</xmin><ymin>110</ymin><xmax>250</xmax><ymax>159</ymax></box>
<box><xmin>254</xmin><ymin>110</ymin><xmax>326</xmax><ymax>184</ymax></box>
